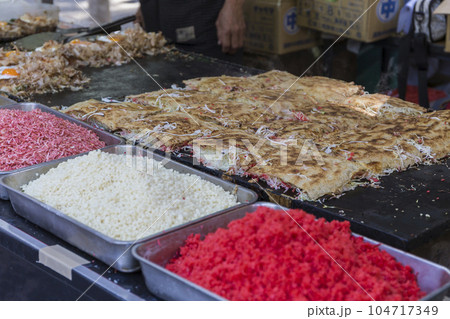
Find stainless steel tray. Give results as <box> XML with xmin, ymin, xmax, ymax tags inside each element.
<box><xmin>0</xmin><ymin>145</ymin><xmax>258</xmax><ymax>272</ymax></box>
<box><xmin>132</xmin><ymin>202</ymin><xmax>450</xmax><ymax>301</ymax></box>
<box><xmin>0</xmin><ymin>95</ymin><xmax>14</xmax><ymax>106</ymax></box>
<box><xmin>0</xmin><ymin>103</ymin><xmax>123</xmax><ymax>200</ymax></box>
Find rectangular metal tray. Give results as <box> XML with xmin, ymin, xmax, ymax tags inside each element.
<box><xmin>0</xmin><ymin>145</ymin><xmax>258</xmax><ymax>272</ymax></box>
<box><xmin>0</xmin><ymin>95</ymin><xmax>14</xmax><ymax>106</ymax></box>
<box><xmin>0</xmin><ymin>103</ymin><xmax>123</xmax><ymax>200</ymax></box>
<box><xmin>132</xmin><ymin>202</ymin><xmax>450</xmax><ymax>301</ymax></box>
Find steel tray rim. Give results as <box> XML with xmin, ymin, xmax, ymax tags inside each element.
<box><xmin>131</xmin><ymin>244</ymin><xmax>227</xmax><ymax>301</ymax></box>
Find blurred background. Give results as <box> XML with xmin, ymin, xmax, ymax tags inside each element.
<box><xmin>5</xmin><ymin>0</ymin><xmax>450</xmax><ymax>108</ymax></box>
<box><xmin>53</xmin><ymin>0</ymin><xmax>138</xmax><ymax>26</ymax></box>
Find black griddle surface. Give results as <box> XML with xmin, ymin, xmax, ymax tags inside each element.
<box><xmin>301</xmin><ymin>160</ymin><xmax>450</xmax><ymax>250</ymax></box>
<box><xmin>32</xmin><ymin>51</ymin><xmax>260</xmax><ymax>106</ymax></box>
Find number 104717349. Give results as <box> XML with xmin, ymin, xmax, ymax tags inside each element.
<box><xmin>368</xmin><ymin>305</ymin><xmax>438</xmax><ymax>316</ymax></box>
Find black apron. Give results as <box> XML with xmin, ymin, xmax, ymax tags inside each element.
<box><xmin>140</xmin><ymin>0</ymin><xmax>242</xmax><ymax>62</ymax></box>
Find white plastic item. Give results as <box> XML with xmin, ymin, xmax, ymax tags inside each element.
<box><xmin>0</xmin><ymin>0</ymin><xmax>59</xmax><ymax>22</ymax></box>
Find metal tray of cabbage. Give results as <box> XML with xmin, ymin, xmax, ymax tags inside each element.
<box><xmin>0</xmin><ymin>145</ymin><xmax>258</xmax><ymax>272</ymax></box>
<box><xmin>0</xmin><ymin>103</ymin><xmax>123</xmax><ymax>200</ymax></box>
<box><xmin>132</xmin><ymin>202</ymin><xmax>450</xmax><ymax>301</ymax></box>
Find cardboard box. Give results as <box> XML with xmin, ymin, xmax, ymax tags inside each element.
<box><xmin>297</xmin><ymin>0</ymin><xmax>404</xmax><ymax>43</ymax></box>
<box><xmin>434</xmin><ymin>0</ymin><xmax>450</xmax><ymax>52</ymax></box>
<box><xmin>244</xmin><ymin>0</ymin><xmax>317</xmax><ymax>55</ymax></box>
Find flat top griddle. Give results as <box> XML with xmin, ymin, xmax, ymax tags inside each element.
<box><xmin>19</xmin><ymin>50</ymin><xmax>450</xmax><ymax>251</ymax></box>
<box><xmin>293</xmin><ymin>160</ymin><xmax>450</xmax><ymax>250</ymax></box>
<box><xmin>32</xmin><ymin>51</ymin><xmax>260</xmax><ymax>106</ymax></box>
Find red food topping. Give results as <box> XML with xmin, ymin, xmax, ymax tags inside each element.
<box><xmin>346</xmin><ymin>152</ymin><xmax>355</xmax><ymax>161</ymax></box>
<box><xmin>0</xmin><ymin>109</ymin><xmax>105</xmax><ymax>171</ymax></box>
<box><xmin>293</xmin><ymin>111</ymin><xmax>309</xmax><ymax>122</ymax></box>
<box><xmin>165</xmin><ymin>207</ymin><xmax>425</xmax><ymax>301</ymax></box>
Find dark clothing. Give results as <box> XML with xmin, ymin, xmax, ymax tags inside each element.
<box><xmin>139</xmin><ymin>0</ymin><xmax>242</xmax><ymax>63</ymax></box>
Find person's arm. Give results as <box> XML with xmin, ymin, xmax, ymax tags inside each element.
<box><xmin>215</xmin><ymin>0</ymin><xmax>246</xmax><ymax>54</ymax></box>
